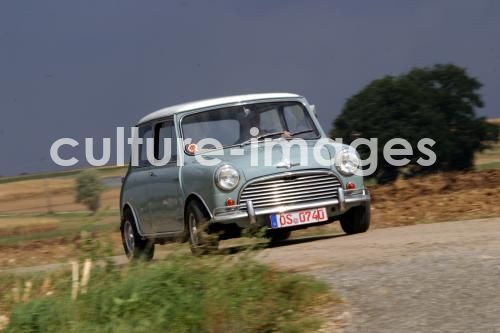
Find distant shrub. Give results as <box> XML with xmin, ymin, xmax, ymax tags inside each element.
<box><xmin>75</xmin><ymin>170</ymin><xmax>104</xmax><ymax>213</ymax></box>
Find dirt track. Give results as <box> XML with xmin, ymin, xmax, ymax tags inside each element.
<box><xmin>259</xmin><ymin>217</ymin><xmax>500</xmax><ymax>332</ymax></box>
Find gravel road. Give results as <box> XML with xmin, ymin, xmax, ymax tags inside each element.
<box><xmin>2</xmin><ymin>218</ymin><xmax>499</xmax><ymax>332</ymax></box>
<box><xmin>259</xmin><ymin>218</ymin><xmax>500</xmax><ymax>333</ymax></box>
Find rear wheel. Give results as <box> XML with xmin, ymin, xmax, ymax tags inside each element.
<box><xmin>339</xmin><ymin>204</ymin><xmax>371</xmax><ymax>235</ymax></box>
<box><xmin>121</xmin><ymin>210</ymin><xmax>155</xmax><ymax>261</ymax></box>
<box><xmin>186</xmin><ymin>201</ymin><xmax>219</xmax><ymax>255</ymax></box>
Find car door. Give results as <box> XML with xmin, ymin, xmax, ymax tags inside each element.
<box><xmin>148</xmin><ymin>118</ymin><xmax>183</xmax><ymax>233</ymax></box>
<box><xmin>124</xmin><ymin>124</ymin><xmax>155</xmax><ymax>234</ymax></box>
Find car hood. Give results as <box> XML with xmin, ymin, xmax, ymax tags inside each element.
<box><xmin>208</xmin><ymin>139</ymin><xmax>344</xmax><ymax>181</ymax></box>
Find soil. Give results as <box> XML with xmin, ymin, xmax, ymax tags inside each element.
<box><xmin>369</xmin><ymin>169</ymin><xmax>500</xmax><ymax>227</ymax></box>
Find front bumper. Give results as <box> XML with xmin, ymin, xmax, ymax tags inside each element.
<box><xmin>211</xmin><ymin>188</ymin><xmax>370</xmax><ymax>226</ymax></box>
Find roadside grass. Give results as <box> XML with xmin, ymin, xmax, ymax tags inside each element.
<box><xmin>1</xmin><ymin>253</ymin><xmax>334</xmax><ymax>333</ymax></box>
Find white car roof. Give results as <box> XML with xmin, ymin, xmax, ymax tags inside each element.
<box><xmin>137</xmin><ymin>92</ymin><xmax>304</xmax><ymax>124</ymax></box>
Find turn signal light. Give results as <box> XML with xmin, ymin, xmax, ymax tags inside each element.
<box><xmin>226</xmin><ymin>198</ymin><xmax>235</xmax><ymax>206</ymax></box>
<box><xmin>346</xmin><ymin>182</ymin><xmax>356</xmax><ymax>190</ymax></box>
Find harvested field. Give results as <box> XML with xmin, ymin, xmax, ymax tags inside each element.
<box><xmin>0</xmin><ymin>178</ymin><xmax>120</xmax><ymax>213</ymax></box>
<box><xmin>0</xmin><ymin>168</ymin><xmax>499</xmax><ymax>268</ymax></box>
<box><xmin>369</xmin><ymin>169</ymin><xmax>500</xmax><ymax>227</ymax></box>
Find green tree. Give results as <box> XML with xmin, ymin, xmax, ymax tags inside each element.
<box><xmin>332</xmin><ymin>64</ymin><xmax>499</xmax><ymax>183</ymax></box>
<box><xmin>75</xmin><ymin>169</ymin><xmax>104</xmax><ymax>213</ymax></box>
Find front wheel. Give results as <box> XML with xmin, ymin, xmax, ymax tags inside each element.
<box><xmin>339</xmin><ymin>204</ymin><xmax>371</xmax><ymax>235</ymax></box>
<box><xmin>121</xmin><ymin>210</ymin><xmax>155</xmax><ymax>261</ymax></box>
<box><xmin>186</xmin><ymin>201</ymin><xmax>219</xmax><ymax>255</ymax></box>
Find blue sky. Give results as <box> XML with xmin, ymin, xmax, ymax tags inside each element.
<box><xmin>1</xmin><ymin>0</ymin><xmax>499</xmax><ymax>175</ymax></box>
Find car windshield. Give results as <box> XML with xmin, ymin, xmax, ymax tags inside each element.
<box><xmin>181</xmin><ymin>101</ymin><xmax>319</xmax><ymax>151</ymax></box>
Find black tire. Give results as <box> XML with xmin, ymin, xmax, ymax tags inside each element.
<box><xmin>268</xmin><ymin>229</ymin><xmax>292</xmax><ymax>243</ymax></box>
<box><xmin>339</xmin><ymin>204</ymin><xmax>371</xmax><ymax>235</ymax></box>
<box><xmin>186</xmin><ymin>201</ymin><xmax>219</xmax><ymax>255</ymax></box>
<box><xmin>121</xmin><ymin>209</ymin><xmax>155</xmax><ymax>261</ymax></box>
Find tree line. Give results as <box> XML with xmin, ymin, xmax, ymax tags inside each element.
<box><xmin>331</xmin><ymin>64</ymin><xmax>499</xmax><ymax>183</ymax></box>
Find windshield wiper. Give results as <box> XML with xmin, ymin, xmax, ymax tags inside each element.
<box><xmin>289</xmin><ymin>129</ymin><xmax>315</xmax><ymax>136</ymax></box>
<box><xmin>239</xmin><ymin>131</ymin><xmax>286</xmax><ymax>147</ymax></box>
<box><xmin>238</xmin><ymin>129</ymin><xmax>316</xmax><ymax>147</ymax></box>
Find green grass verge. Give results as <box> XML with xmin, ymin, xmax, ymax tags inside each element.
<box><xmin>3</xmin><ymin>254</ymin><xmax>332</xmax><ymax>333</ymax></box>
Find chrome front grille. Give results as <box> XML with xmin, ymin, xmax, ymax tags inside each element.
<box><xmin>239</xmin><ymin>171</ymin><xmax>342</xmax><ymax>210</ymax></box>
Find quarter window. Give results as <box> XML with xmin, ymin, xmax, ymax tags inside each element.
<box><xmin>154</xmin><ymin>121</ymin><xmax>177</xmax><ymax>163</ymax></box>
<box><xmin>138</xmin><ymin>125</ymin><xmax>153</xmax><ymax>168</ymax></box>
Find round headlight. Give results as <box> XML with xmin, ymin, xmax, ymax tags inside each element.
<box><xmin>335</xmin><ymin>149</ymin><xmax>360</xmax><ymax>176</ymax></box>
<box><xmin>215</xmin><ymin>164</ymin><xmax>240</xmax><ymax>191</ymax></box>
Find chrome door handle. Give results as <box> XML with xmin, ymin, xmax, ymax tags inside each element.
<box><xmin>149</xmin><ymin>171</ymin><xmax>156</xmax><ymax>177</ymax></box>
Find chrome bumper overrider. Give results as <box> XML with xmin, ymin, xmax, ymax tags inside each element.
<box><xmin>211</xmin><ymin>188</ymin><xmax>370</xmax><ymax>224</ymax></box>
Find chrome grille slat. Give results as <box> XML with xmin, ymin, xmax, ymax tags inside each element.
<box><xmin>243</xmin><ymin>174</ymin><xmax>339</xmax><ymax>185</ymax></box>
<box><xmin>253</xmin><ymin>174</ymin><xmax>333</xmax><ymax>184</ymax></box>
<box><xmin>249</xmin><ymin>191</ymin><xmax>337</xmax><ymax>204</ymax></box>
<box><xmin>240</xmin><ymin>194</ymin><xmax>337</xmax><ymax>209</ymax></box>
<box><xmin>238</xmin><ymin>171</ymin><xmax>342</xmax><ymax>210</ymax></box>
<box><xmin>241</xmin><ymin>186</ymin><xmax>338</xmax><ymax>201</ymax></box>
<box><xmin>241</xmin><ymin>179</ymin><xmax>341</xmax><ymax>193</ymax></box>
<box><xmin>251</xmin><ymin>195</ymin><xmax>337</xmax><ymax>208</ymax></box>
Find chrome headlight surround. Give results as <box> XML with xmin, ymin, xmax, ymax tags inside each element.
<box><xmin>214</xmin><ymin>164</ymin><xmax>240</xmax><ymax>191</ymax></box>
<box><xmin>335</xmin><ymin>148</ymin><xmax>360</xmax><ymax>176</ymax></box>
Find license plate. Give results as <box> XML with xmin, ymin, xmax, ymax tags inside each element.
<box><xmin>269</xmin><ymin>207</ymin><xmax>328</xmax><ymax>229</ymax></box>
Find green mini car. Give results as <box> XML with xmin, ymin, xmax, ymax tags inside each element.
<box><xmin>120</xmin><ymin>93</ymin><xmax>370</xmax><ymax>259</ymax></box>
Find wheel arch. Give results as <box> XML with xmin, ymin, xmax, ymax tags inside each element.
<box><xmin>181</xmin><ymin>193</ymin><xmax>211</xmax><ymax>242</ymax></box>
<box><xmin>121</xmin><ymin>202</ymin><xmax>145</xmax><ymax>236</ymax></box>
<box><xmin>184</xmin><ymin>193</ymin><xmax>212</xmax><ymax>220</ymax></box>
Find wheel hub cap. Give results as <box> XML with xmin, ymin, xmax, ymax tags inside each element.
<box><xmin>124</xmin><ymin>220</ymin><xmax>135</xmax><ymax>252</ymax></box>
<box><xmin>189</xmin><ymin>213</ymin><xmax>199</xmax><ymax>245</ymax></box>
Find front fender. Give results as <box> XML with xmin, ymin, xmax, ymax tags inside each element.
<box><xmin>180</xmin><ymin>159</ymin><xmax>245</xmax><ymax>214</ymax></box>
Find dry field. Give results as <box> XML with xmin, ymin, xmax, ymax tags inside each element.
<box><xmin>0</xmin><ymin>143</ymin><xmax>499</xmax><ymax>269</ymax></box>
<box><xmin>475</xmin><ymin>118</ymin><xmax>500</xmax><ymax>169</ymax></box>
<box><xmin>370</xmin><ymin>169</ymin><xmax>500</xmax><ymax>227</ymax></box>
<box><xmin>0</xmin><ymin>167</ymin><xmax>126</xmax><ymax>268</ymax></box>
<box><xmin>0</xmin><ymin>212</ymin><xmax>121</xmax><ymax>268</ymax></box>
<box><xmin>0</xmin><ymin>178</ymin><xmax>120</xmax><ymax>213</ymax></box>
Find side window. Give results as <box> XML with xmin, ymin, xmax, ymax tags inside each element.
<box><xmin>138</xmin><ymin>125</ymin><xmax>153</xmax><ymax>168</ymax></box>
<box><xmin>154</xmin><ymin>120</ymin><xmax>177</xmax><ymax>163</ymax></box>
